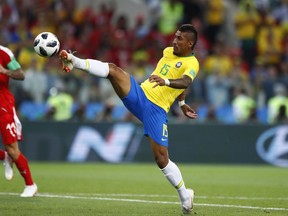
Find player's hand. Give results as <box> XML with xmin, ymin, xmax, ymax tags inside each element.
<box><xmin>149</xmin><ymin>75</ymin><xmax>165</xmax><ymax>88</ymax></box>
<box><xmin>0</xmin><ymin>65</ymin><xmax>7</xmax><ymax>74</ymax></box>
<box><xmin>181</xmin><ymin>104</ymin><xmax>198</xmax><ymax>119</ymax></box>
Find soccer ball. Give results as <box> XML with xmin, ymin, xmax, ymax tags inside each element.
<box><xmin>33</xmin><ymin>32</ymin><xmax>60</xmax><ymax>57</ymax></box>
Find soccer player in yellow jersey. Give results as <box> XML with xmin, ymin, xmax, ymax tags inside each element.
<box><xmin>59</xmin><ymin>24</ymin><xmax>199</xmax><ymax>214</ymax></box>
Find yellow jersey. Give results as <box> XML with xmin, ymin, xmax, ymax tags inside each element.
<box><xmin>140</xmin><ymin>47</ymin><xmax>199</xmax><ymax>112</ymax></box>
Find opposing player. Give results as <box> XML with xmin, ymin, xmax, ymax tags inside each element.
<box><xmin>60</xmin><ymin>24</ymin><xmax>199</xmax><ymax>214</ymax></box>
<box><xmin>0</xmin><ymin>45</ymin><xmax>37</xmax><ymax>197</ymax></box>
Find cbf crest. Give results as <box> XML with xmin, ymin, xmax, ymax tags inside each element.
<box><xmin>175</xmin><ymin>62</ymin><xmax>182</xmax><ymax>68</ymax></box>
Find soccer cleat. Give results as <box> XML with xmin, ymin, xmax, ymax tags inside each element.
<box><xmin>59</xmin><ymin>50</ymin><xmax>74</xmax><ymax>73</ymax></box>
<box><xmin>182</xmin><ymin>188</ymin><xmax>194</xmax><ymax>214</ymax></box>
<box><xmin>3</xmin><ymin>152</ymin><xmax>14</xmax><ymax>181</ymax></box>
<box><xmin>21</xmin><ymin>183</ymin><xmax>38</xmax><ymax>197</ymax></box>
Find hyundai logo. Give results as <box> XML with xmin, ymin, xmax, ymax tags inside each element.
<box><xmin>256</xmin><ymin>126</ymin><xmax>288</xmax><ymax>167</ymax></box>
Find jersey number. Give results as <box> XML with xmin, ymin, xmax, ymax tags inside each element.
<box><xmin>160</xmin><ymin>64</ymin><xmax>170</xmax><ymax>76</ymax></box>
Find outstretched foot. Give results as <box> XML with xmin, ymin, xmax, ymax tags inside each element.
<box><xmin>59</xmin><ymin>50</ymin><xmax>74</xmax><ymax>73</ymax></box>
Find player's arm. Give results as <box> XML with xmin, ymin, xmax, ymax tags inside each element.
<box><xmin>149</xmin><ymin>74</ymin><xmax>197</xmax><ymax>119</ymax></box>
<box><xmin>149</xmin><ymin>74</ymin><xmax>192</xmax><ymax>89</ymax></box>
<box><xmin>0</xmin><ymin>62</ymin><xmax>25</xmax><ymax>80</ymax></box>
<box><xmin>178</xmin><ymin>87</ymin><xmax>189</xmax><ymax>101</ymax></box>
<box><xmin>177</xmin><ymin>87</ymin><xmax>198</xmax><ymax>119</ymax></box>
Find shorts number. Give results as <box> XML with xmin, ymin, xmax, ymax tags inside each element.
<box><xmin>162</xmin><ymin>124</ymin><xmax>168</xmax><ymax>138</ymax></box>
<box><xmin>6</xmin><ymin>123</ymin><xmax>16</xmax><ymax>137</ymax></box>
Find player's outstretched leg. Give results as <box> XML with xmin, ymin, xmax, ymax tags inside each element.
<box><xmin>161</xmin><ymin>160</ymin><xmax>194</xmax><ymax>214</ymax></box>
<box><xmin>59</xmin><ymin>49</ymin><xmax>131</xmax><ymax>99</ymax></box>
<box><xmin>59</xmin><ymin>50</ymin><xmax>109</xmax><ymax>77</ymax></box>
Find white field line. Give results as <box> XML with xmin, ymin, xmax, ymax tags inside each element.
<box><xmin>69</xmin><ymin>193</ymin><xmax>288</xmax><ymax>201</ymax></box>
<box><xmin>0</xmin><ymin>192</ymin><xmax>287</xmax><ymax>212</ymax></box>
<box><xmin>26</xmin><ymin>192</ymin><xmax>288</xmax><ymax>201</ymax></box>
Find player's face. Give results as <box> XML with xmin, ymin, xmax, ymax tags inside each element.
<box><xmin>172</xmin><ymin>31</ymin><xmax>193</xmax><ymax>57</ymax></box>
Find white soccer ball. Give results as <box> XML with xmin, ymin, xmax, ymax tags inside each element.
<box><xmin>33</xmin><ymin>32</ymin><xmax>60</xmax><ymax>57</ymax></box>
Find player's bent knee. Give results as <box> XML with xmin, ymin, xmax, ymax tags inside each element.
<box><xmin>108</xmin><ymin>63</ymin><xmax>120</xmax><ymax>75</ymax></box>
<box><xmin>108</xmin><ymin>63</ymin><xmax>128</xmax><ymax>78</ymax></box>
<box><xmin>154</xmin><ymin>155</ymin><xmax>169</xmax><ymax>169</ymax></box>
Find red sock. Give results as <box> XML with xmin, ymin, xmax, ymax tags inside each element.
<box><xmin>14</xmin><ymin>153</ymin><xmax>34</xmax><ymax>185</ymax></box>
<box><xmin>0</xmin><ymin>150</ymin><xmax>5</xmax><ymax>160</ymax></box>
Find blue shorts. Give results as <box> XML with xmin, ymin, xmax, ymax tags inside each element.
<box><xmin>122</xmin><ymin>76</ymin><xmax>169</xmax><ymax>147</ymax></box>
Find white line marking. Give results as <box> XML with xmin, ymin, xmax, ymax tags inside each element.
<box><xmin>35</xmin><ymin>193</ymin><xmax>288</xmax><ymax>201</ymax></box>
<box><xmin>196</xmin><ymin>195</ymin><xmax>288</xmax><ymax>201</ymax></box>
<box><xmin>0</xmin><ymin>192</ymin><xmax>287</xmax><ymax>211</ymax></box>
<box><xmin>61</xmin><ymin>193</ymin><xmax>177</xmax><ymax>198</ymax></box>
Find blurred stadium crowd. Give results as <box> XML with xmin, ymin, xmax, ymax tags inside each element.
<box><xmin>1</xmin><ymin>0</ymin><xmax>288</xmax><ymax>124</ymax></box>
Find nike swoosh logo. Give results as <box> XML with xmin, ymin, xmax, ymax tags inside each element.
<box><xmin>161</xmin><ymin>138</ymin><xmax>168</xmax><ymax>141</ymax></box>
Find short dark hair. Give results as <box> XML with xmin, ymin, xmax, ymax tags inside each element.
<box><xmin>179</xmin><ymin>24</ymin><xmax>198</xmax><ymax>50</ymax></box>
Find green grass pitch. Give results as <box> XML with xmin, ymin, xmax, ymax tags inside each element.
<box><xmin>0</xmin><ymin>163</ymin><xmax>287</xmax><ymax>216</ymax></box>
